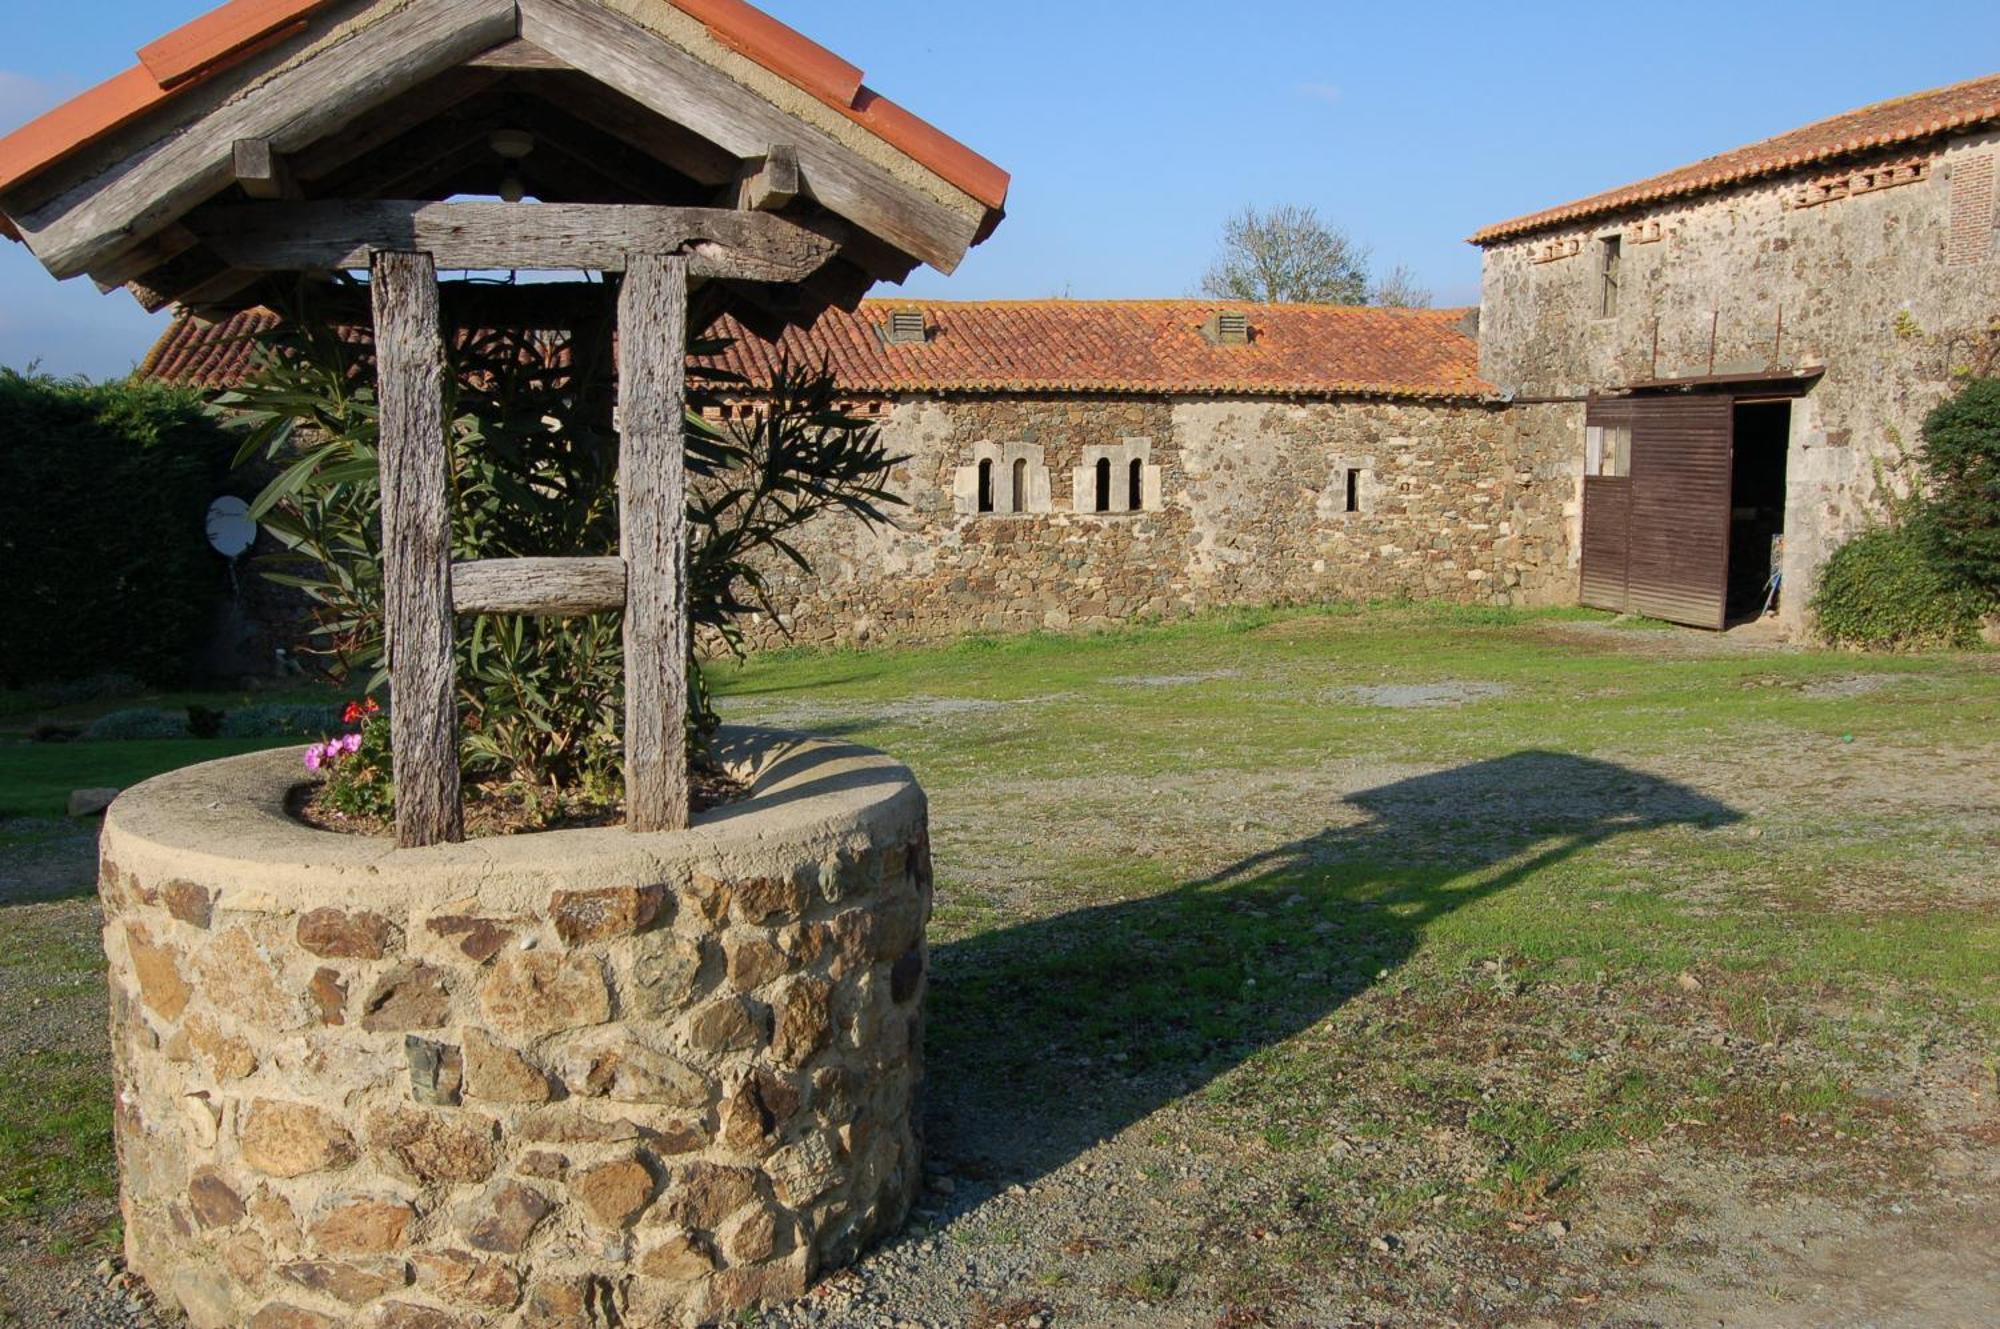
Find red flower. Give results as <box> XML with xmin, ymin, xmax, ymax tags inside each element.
<box><xmin>341</xmin><ymin>698</ymin><xmax>383</xmax><ymax>726</ymax></box>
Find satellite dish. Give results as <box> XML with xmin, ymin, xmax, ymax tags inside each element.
<box><xmin>205</xmin><ymin>496</ymin><xmax>258</xmax><ymax>558</ymax></box>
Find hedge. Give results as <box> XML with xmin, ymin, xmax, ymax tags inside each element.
<box><xmin>0</xmin><ymin>368</ymin><xmax>242</xmax><ymax>687</ymax></box>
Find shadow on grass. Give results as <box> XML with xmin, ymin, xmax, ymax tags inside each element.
<box><xmin>924</xmin><ymin>750</ymin><xmax>1741</xmax><ymax>1183</ymax></box>
<box><xmin>0</xmin><ymin>818</ymin><xmax>102</xmax><ymax>907</ymax></box>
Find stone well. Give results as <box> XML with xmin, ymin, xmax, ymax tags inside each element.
<box><xmin>97</xmin><ymin>728</ymin><xmax>932</xmax><ymax>1329</ymax></box>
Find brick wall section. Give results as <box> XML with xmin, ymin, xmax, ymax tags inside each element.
<box><xmin>1477</xmin><ymin>128</ymin><xmax>2000</xmax><ymax>630</ymax></box>
<box><xmin>735</xmin><ymin>394</ymin><xmax>1581</xmax><ymax>649</ymax></box>
<box><xmin>1949</xmin><ymin>150</ymin><xmax>1996</xmax><ymax>266</ymax></box>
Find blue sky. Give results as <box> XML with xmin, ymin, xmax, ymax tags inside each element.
<box><xmin>2</xmin><ymin>0</ymin><xmax>1996</xmax><ymax>377</ymax></box>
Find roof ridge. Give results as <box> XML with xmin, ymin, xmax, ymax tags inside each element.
<box><xmin>137</xmin><ymin>298</ymin><xmax>1492</xmax><ymax>398</ymax></box>
<box><xmin>1471</xmin><ymin>70</ymin><xmax>2000</xmax><ymax>244</ymax></box>
<box><xmin>851</xmin><ymin>297</ymin><xmax>1471</xmax><ymax>314</ymax></box>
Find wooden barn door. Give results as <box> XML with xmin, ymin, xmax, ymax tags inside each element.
<box><xmin>1581</xmin><ymin>396</ymin><xmax>1735</xmax><ymax>628</ymax></box>
<box><xmin>1627</xmin><ymin>397</ymin><xmax>1734</xmax><ymax>629</ymax></box>
<box><xmin>1579</xmin><ymin>474</ymin><xmax>1631</xmax><ymax>612</ymax></box>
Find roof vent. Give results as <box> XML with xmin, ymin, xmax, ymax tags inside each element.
<box><xmin>1200</xmin><ymin>310</ymin><xmax>1252</xmax><ymax>346</ymax></box>
<box><xmin>882</xmin><ymin>308</ymin><xmax>929</xmax><ymax>345</ymax></box>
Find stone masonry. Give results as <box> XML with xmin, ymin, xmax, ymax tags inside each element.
<box><xmin>1478</xmin><ymin>126</ymin><xmax>2000</xmax><ymax>630</ymax></box>
<box><xmin>738</xmin><ymin>394</ymin><xmax>1578</xmax><ymax>649</ymax></box>
<box><xmin>98</xmin><ymin>734</ymin><xmax>931</xmax><ymax>1329</ymax></box>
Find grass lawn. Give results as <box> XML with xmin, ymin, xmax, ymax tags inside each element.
<box><xmin>0</xmin><ymin>737</ymin><xmax>316</xmax><ymax>819</ymax></box>
<box><xmin>705</xmin><ymin>603</ymin><xmax>2000</xmax><ymax>1321</ymax></box>
<box><xmin>3</xmin><ymin>603</ymin><xmax>1997</xmax><ymax>1324</ymax></box>
<box><xmin>0</xmin><ymin>683</ymin><xmax>341</xmax><ymax>818</ymax></box>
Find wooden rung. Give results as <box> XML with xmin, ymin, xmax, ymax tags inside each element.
<box><xmin>452</xmin><ymin>557</ymin><xmax>628</xmax><ymax>616</ymax></box>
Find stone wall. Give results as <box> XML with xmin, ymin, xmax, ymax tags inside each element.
<box><xmin>737</xmin><ymin>393</ymin><xmax>1580</xmax><ymax>649</ymax></box>
<box><xmin>98</xmin><ymin>731</ymin><xmax>930</xmax><ymax>1329</ymax></box>
<box><xmin>1478</xmin><ymin>128</ymin><xmax>2000</xmax><ymax>628</ymax></box>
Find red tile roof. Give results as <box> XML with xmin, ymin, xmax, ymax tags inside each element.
<box><xmin>0</xmin><ymin>0</ymin><xmax>1007</xmax><ymax>212</ymax></box>
<box><xmin>139</xmin><ymin>300</ymin><xmax>1491</xmax><ymax>401</ymax></box>
<box><xmin>1471</xmin><ymin>71</ymin><xmax>2000</xmax><ymax>245</ymax></box>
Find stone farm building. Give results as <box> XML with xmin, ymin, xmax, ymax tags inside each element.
<box><xmin>145</xmin><ymin>299</ymin><xmax>1573</xmax><ymax>646</ymax></box>
<box><xmin>143</xmin><ymin>70</ymin><xmax>2000</xmax><ymax>643</ymax></box>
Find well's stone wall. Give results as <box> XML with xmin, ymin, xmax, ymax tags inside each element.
<box><xmin>98</xmin><ymin>730</ymin><xmax>930</xmax><ymax>1329</ymax></box>
<box><xmin>1478</xmin><ymin>128</ymin><xmax>2000</xmax><ymax>629</ymax></box>
<box><xmin>738</xmin><ymin>393</ymin><xmax>1579</xmax><ymax>649</ymax></box>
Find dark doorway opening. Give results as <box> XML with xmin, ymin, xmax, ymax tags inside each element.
<box><xmin>1727</xmin><ymin>401</ymin><xmax>1789</xmax><ymax>623</ymax></box>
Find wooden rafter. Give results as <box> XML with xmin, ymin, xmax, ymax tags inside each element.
<box><xmin>517</xmin><ymin>0</ymin><xmax>980</xmax><ymax>272</ymax></box>
<box><xmin>14</xmin><ymin>0</ymin><xmax>520</xmax><ymax>280</ymax></box>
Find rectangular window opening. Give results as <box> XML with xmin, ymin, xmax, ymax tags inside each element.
<box><xmin>1344</xmin><ymin>467</ymin><xmax>1361</xmax><ymax>514</ymax></box>
<box><xmin>1599</xmin><ymin>235</ymin><xmax>1622</xmax><ymax>318</ymax></box>
<box><xmin>1599</xmin><ymin>425</ymin><xmax>1630</xmax><ymax>477</ymax></box>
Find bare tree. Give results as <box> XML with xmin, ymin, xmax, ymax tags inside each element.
<box><xmin>1200</xmin><ymin>204</ymin><xmax>1370</xmax><ymax>305</ymax></box>
<box><xmin>1371</xmin><ymin>263</ymin><xmax>1434</xmax><ymax>309</ymax></box>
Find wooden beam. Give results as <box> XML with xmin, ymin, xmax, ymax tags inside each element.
<box><xmin>372</xmin><ymin>249</ymin><xmax>463</xmax><ymax>849</ymax></box>
<box><xmin>190</xmin><ymin>200</ymin><xmax>844</xmax><ymax>281</ymax></box>
<box><xmin>171</xmin><ymin>267</ymin><xmax>267</xmax><ymax>312</ymax></box>
<box><xmin>16</xmin><ymin>0</ymin><xmax>519</xmax><ymax>280</ymax></box>
<box><xmin>89</xmin><ymin>224</ymin><xmax>199</xmax><ymax>292</ymax></box>
<box><xmin>532</xmin><ymin>74</ymin><xmax>738</xmax><ymax>188</ymax></box>
<box><xmin>732</xmin><ymin>144</ymin><xmax>799</xmax><ymax>212</ymax></box>
<box><xmin>517</xmin><ymin>0</ymin><xmax>982</xmax><ymax>273</ymax></box>
<box><xmin>124</xmin><ymin>245</ymin><xmax>233</xmax><ymax>312</ymax></box>
<box><xmin>232</xmin><ymin>139</ymin><xmax>300</xmax><ymax>200</ymax></box>
<box><xmin>310</xmin><ymin>278</ymin><xmax>616</xmax><ymax>328</ymax></box>
<box><xmin>289</xmin><ymin>66</ymin><xmax>506</xmax><ymax>187</ymax></box>
<box><xmin>452</xmin><ymin>557</ymin><xmax>627</xmax><ymax>615</ymax></box>
<box><xmin>618</xmin><ymin>252</ymin><xmax>691</xmax><ymax>834</ymax></box>
<box><xmin>467</xmin><ymin>39</ymin><xmax>570</xmax><ymax>71</ymax></box>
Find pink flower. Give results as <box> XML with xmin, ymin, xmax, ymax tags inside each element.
<box><xmin>304</xmin><ymin>744</ymin><xmax>325</xmax><ymax>773</ymax></box>
<box><xmin>340</xmin><ymin>732</ymin><xmax>363</xmax><ymax>755</ymax></box>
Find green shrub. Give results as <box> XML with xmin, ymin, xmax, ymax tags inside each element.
<box><xmin>82</xmin><ymin>708</ymin><xmax>192</xmax><ymax>741</ymax></box>
<box><xmin>218</xmin><ymin>702</ymin><xmax>345</xmax><ymax>738</ymax></box>
<box><xmin>1917</xmin><ymin>377</ymin><xmax>2000</xmax><ymax>593</ymax></box>
<box><xmin>0</xmin><ymin>369</ymin><xmax>241</xmax><ymax>687</ymax></box>
<box><xmin>1811</xmin><ymin>525</ymin><xmax>1987</xmax><ymax>650</ymax></box>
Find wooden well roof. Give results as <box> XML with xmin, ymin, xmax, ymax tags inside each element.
<box><xmin>0</xmin><ymin>0</ymin><xmax>1009</xmax><ymax>327</ymax></box>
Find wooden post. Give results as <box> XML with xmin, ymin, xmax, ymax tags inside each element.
<box><xmin>371</xmin><ymin>249</ymin><xmax>463</xmax><ymax>848</ymax></box>
<box><xmin>618</xmin><ymin>253</ymin><xmax>692</xmax><ymax>832</ymax></box>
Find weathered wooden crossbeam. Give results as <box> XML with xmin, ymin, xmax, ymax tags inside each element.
<box><xmin>450</xmin><ymin>557</ymin><xmax>627</xmax><ymax>616</ymax></box>
<box><xmin>190</xmin><ymin>201</ymin><xmax>843</xmax><ymax>281</ymax></box>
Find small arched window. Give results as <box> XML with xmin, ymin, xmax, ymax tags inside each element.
<box><xmin>1094</xmin><ymin>457</ymin><xmax>1112</xmax><ymax>513</ymax></box>
<box><xmin>1128</xmin><ymin>457</ymin><xmax>1144</xmax><ymax>512</ymax></box>
<box><xmin>1012</xmin><ymin>457</ymin><xmax>1027</xmax><ymax>513</ymax></box>
<box><xmin>977</xmin><ymin>458</ymin><xmax>994</xmax><ymax>513</ymax></box>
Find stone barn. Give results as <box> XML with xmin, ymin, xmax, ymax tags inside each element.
<box><xmin>1474</xmin><ymin>71</ymin><xmax>2000</xmax><ymax>630</ymax></box>
<box><xmin>144</xmin><ymin>298</ymin><xmax>1581</xmax><ymax>648</ymax></box>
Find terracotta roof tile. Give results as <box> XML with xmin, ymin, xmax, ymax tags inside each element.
<box><xmin>1472</xmin><ymin>71</ymin><xmax>2000</xmax><ymax>244</ymax></box>
<box><xmin>0</xmin><ymin>0</ymin><xmax>1008</xmax><ymax>215</ymax></box>
<box><xmin>136</xmin><ymin>0</ymin><xmax>334</xmax><ymax>89</ymax></box>
<box><xmin>138</xmin><ymin>299</ymin><xmax>1490</xmax><ymax>400</ymax></box>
